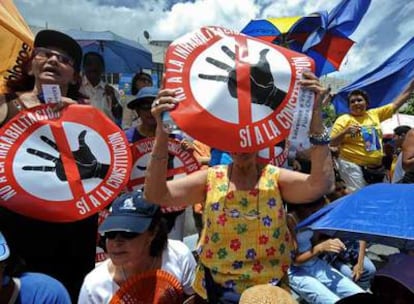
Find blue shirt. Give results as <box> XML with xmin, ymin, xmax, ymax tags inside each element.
<box><xmin>209</xmin><ymin>148</ymin><xmax>232</xmax><ymax>166</ymax></box>
<box><xmin>17</xmin><ymin>272</ymin><xmax>71</xmax><ymax>304</ymax></box>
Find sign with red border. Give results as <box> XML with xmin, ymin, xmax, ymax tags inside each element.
<box><xmin>128</xmin><ymin>137</ymin><xmax>200</xmax><ymax>213</ymax></box>
<box><xmin>0</xmin><ymin>104</ymin><xmax>131</xmax><ymax>222</ymax></box>
<box><xmin>164</xmin><ymin>26</ymin><xmax>315</xmax><ymax>152</ymax></box>
<box><xmin>257</xmin><ymin>140</ymin><xmax>289</xmax><ymax>167</ymax></box>
<box><xmin>128</xmin><ymin>137</ymin><xmax>200</xmax><ymax>190</ymax></box>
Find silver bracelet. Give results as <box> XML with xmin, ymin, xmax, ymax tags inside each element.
<box><xmin>309</xmin><ymin>127</ymin><xmax>330</xmax><ymax>145</ymax></box>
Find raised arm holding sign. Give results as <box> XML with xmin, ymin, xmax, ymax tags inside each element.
<box><xmin>145</xmin><ymin>58</ymin><xmax>334</xmax><ymax>301</ymax></box>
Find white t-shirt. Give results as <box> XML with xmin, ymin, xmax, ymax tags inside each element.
<box><xmin>79</xmin><ymin>76</ymin><xmax>120</xmax><ymax>121</ymax></box>
<box><xmin>78</xmin><ymin>240</ymin><xmax>196</xmax><ymax>304</ymax></box>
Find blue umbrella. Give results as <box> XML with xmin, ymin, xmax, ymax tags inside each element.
<box><xmin>64</xmin><ymin>29</ymin><xmax>153</xmax><ymax>73</ymax></box>
<box><xmin>296</xmin><ymin>184</ymin><xmax>414</xmax><ymax>250</ymax></box>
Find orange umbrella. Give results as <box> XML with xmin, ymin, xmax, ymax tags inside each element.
<box><xmin>0</xmin><ymin>0</ymin><xmax>34</xmax><ymax>93</ymax></box>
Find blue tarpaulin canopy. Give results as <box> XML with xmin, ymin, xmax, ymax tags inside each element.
<box><xmin>297</xmin><ymin>184</ymin><xmax>414</xmax><ymax>250</ymax></box>
<box><xmin>64</xmin><ymin>29</ymin><xmax>153</xmax><ymax>73</ymax></box>
<box><xmin>332</xmin><ymin>37</ymin><xmax>414</xmax><ymax>114</ymax></box>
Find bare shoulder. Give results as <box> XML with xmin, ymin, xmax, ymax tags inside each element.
<box><xmin>15</xmin><ymin>91</ymin><xmax>40</xmax><ymax>108</ymax></box>
<box><xmin>0</xmin><ymin>97</ymin><xmax>7</xmax><ymax>125</ymax></box>
<box><xmin>0</xmin><ymin>93</ymin><xmax>20</xmax><ymax>125</ymax></box>
<box><xmin>168</xmin><ymin>168</ymin><xmax>209</xmax><ymax>202</ymax></box>
<box><xmin>168</xmin><ymin>167</ymin><xmax>209</xmax><ymax>190</ymax></box>
<box><xmin>403</xmin><ymin>129</ymin><xmax>414</xmax><ymax>147</ymax></box>
<box><xmin>404</xmin><ymin>129</ymin><xmax>414</xmax><ymax>142</ymax></box>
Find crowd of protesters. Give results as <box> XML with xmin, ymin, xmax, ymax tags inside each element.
<box><xmin>0</xmin><ymin>28</ymin><xmax>413</xmax><ymax>304</ymax></box>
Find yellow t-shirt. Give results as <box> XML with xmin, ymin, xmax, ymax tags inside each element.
<box><xmin>193</xmin><ymin>164</ymin><xmax>293</xmax><ymax>299</ymax></box>
<box><xmin>331</xmin><ymin>104</ymin><xmax>394</xmax><ymax>166</ymax></box>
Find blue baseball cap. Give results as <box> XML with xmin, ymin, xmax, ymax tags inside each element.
<box><xmin>98</xmin><ymin>191</ymin><xmax>159</xmax><ymax>234</ymax></box>
<box><xmin>127</xmin><ymin>86</ymin><xmax>159</xmax><ymax>109</ymax></box>
<box><xmin>0</xmin><ymin>232</ymin><xmax>10</xmax><ymax>261</ymax></box>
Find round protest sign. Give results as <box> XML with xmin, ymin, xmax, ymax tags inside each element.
<box><xmin>128</xmin><ymin>137</ymin><xmax>200</xmax><ymax>190</ymax></box>
<box><xmin>0</xmin><ymin>104</ymin><xmax>131</xmax><ymax>222</ymax></box>
<box><xmin>164</xmin><ymin>26</ymin><xmax>315</xmax><ymax>152</ymax></box>
<box><xmin>128</xmin><ymin>137</ymin><xmax>200</xmax><ymax>213</ymax></box>
<box><xmin>257</xmin><ymin>140</ymin><xmax>289</xmax><ymax>167</ymax></box>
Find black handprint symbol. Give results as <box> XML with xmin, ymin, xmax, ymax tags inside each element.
<box><xmin>136</xmin><ymin>153</ymin><xmax>175</xmax><ymax>180</ymax></box>
<box><xmin>22</xmin><ymin>130</ymin><xmax>109</xmax><ymax>181</ymax></box>
<box><xmin>198</xmin><ymin>46</ymin><xmax>287</xmax><ymax>110</ymax></box>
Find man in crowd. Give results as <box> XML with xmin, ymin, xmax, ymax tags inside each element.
<box><xmin>398</xmin><ymin>127</ymin><xmax>414</xmax><ymax>183</ymax></box>
<box><xmin>391</xmin><ymin>125</ymin><xmax>411</xmax><ymax>182</ymax></box>
<box><xmin>79</xmin><ymin>52</ymin><xmax>122</xmax><ymax>125</ymax></box>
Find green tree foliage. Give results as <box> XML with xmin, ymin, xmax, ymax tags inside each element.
<box><xmin>322</xmin><ymin>103</ymin><xmax>337</xmax><ymax>127</ymax></box>
<box><xmin>399</xmin><ymin>94</ymin><xmax>414</xmax><ymax>115</ymax></box>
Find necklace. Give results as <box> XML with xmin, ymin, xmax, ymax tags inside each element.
<box><xmin>222</xmin><ymin>164</ymin><xmax>263</xmax><ymax>220</ymax></box>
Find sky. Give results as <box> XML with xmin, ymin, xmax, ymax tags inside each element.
<box><xmin>14</xmin><ymin>0</ymin><xmax>414</xmax><ymax>81</ymax></box>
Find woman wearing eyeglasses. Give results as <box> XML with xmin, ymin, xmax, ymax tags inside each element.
<box><xmin>78</xmin><ymin>191</ymin><xmax>197</xmax><ymax>303</ymax></box>
<box><xmin>144</xmin><ymin>71</ymin><xmax>334</xmax><ymax>302</ymax></box>
<box><xmin>0</xmin><ymin>30</ymin><xmax>98</xmax><ymax>302</ymax></box>
<box><xmin>330</xmin><ymin>83</ymin><xmax>414</xmax><ymax>191</ymax></box>
<box><xmin>0</xmin><ymin>30</ymin><xmax>82</xmax><ymax>126</ymax></box>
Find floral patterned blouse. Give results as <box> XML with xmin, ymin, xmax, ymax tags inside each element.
<box><xmin>193</xmin><ymin>164</ymin><xmax>293</xmax><ymax>298</ymax></box>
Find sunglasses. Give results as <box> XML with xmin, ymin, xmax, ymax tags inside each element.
<box><xmin>349</xmin><ymin>98</ymin><xmax>365</xmax><ymax>104</ymax></box>
<box><xmin>104</xmin><ymin>231</ymin><xmax>140</xmax><ymax>240</ymax></box>
<box><xmin>33</xmin><ymin>47</ymin><xmax>75</xmax><ymax>66</ymax></box>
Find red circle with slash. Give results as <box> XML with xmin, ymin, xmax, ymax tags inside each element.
<box><xmin>0</xmin><ymin>104</ymin><xmax>131</xmax><ymax>222</ymax></box>
<box><xmin>128</xmin><ymin>137</ymin><xmax>201</xmax><ymax>213</ymax></box>
<box><xmin>164</xmin><ymin>26</ymin><xmax>314</xmax><ymax>152</ymax></box>
<box><xmin>128</xmin><ymin>137</ymin><xmax>200</xmax><ymax>190</ymax></box>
